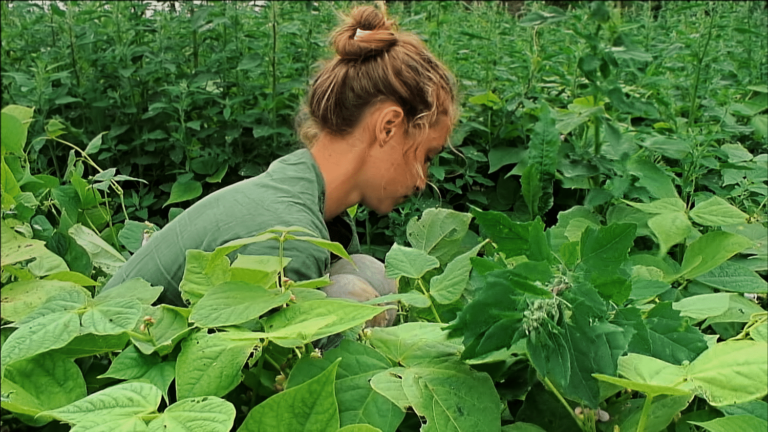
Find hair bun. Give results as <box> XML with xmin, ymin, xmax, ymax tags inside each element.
<box><xmin>332</xmin><ymin>6</ymin><xmax>398</xmax><ymax>60</ymax></box>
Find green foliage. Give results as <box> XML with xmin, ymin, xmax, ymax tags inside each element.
<box><xmin>1</xmin><ymin>2</ymin><xmax>767</xmax><ymax>431</ymax></box>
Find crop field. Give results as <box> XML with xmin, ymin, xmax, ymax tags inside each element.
<box><xmin>1</xmin><ymin>1</ymin><xmax>766</xmax><ymax>431</ymax></box>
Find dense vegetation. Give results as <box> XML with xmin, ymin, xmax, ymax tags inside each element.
<box><xmin>1</xmin><ymin>1</ymin><xmax>766</xmax><ymax>431</ymax></box>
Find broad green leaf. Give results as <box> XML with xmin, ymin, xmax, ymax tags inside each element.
<box><xmin>1</xmin><ymin>111</ymin><xmax>26</xmax><ymax>155</ymax></box>
<box><xmin>84</xmin><ymin>132</ymin><xmax>106</xmax><ymax>155</ymax></box>
<box><xmin>620</xmin><ymin>341</ymin><xmax>768</xmax><ymax>406</ymax></box>
<box><xmin>525</xmin><ymin>104</ymin><xmax>559</xmax><ymax>216</ymax></box>
<box><xmin>592</xmin><ymin>374</ymin><xmax>691</xmax><ymax>397</ymax></box>
<box><xmin>468</xmin><ymin>91</ymin><xmax>501</xmax><ymax>107</ymax></box>
<box><xmin>488</xmin><ymin>146</ymin><xmax>525</xmax><ymax>173</ymax></box>
<box><xmin>751</xmin><ymin>323</ymin><xmax>767</xmax><ymax>342</ymax></box>
<box><xmin>263</xmin><ymin>300</ymin><xmax>390</xmax><ymax>347</ymax></box>
<box><xmin>362</xmin><ymin>291</ymin><xmax>431</xmax><ymax>308</ymax></box>
<box><xmin>99</xmin><ymin>346</ymin><xmax>160</xmax><ymax>380</ymax></box>
<box><xmin>1</xmin><ymin>311</ymin><xmax>81</xmax><ymax>373</ymax></box>
<box><xmin>406</xmin><ymin>208</ymin><xmax>472</xmax><ymax>265</ymax></box>
<box><xmin>370</xmin><ymin>369</ymin><xmax>410</xmax><ymax>411</ymax></box>
<box><xmin>701</xmin><ymin>295</ymin><xmax>765</xmax><ymax>327</ymax></box>
<box><xmin>640</xmin><ymin>137</ymin><xmax>692</xmax><ymax>160</ymax></box>
<box><xmin>501</xmin><ymin>424</ymin><xmax>547</xmax><ymax>432</ymax></box>
<box><xmin>717</xmin><ymin>400</ymin><xmax>768</xmax><ymax>421</ymax></box>
<box><xmin>238</xmin><ymin>359</ymin><xmax>341</xmax><ymax>432</ymax></box>
<box><xmin>179</xmin><ymin>249</ymin><xmax>231</xmax><ymax>305</ymax></box>
<box><xmin>648</xmin><ymin>212</ymin><xmax>692</xmax><ymax>256</ymax></box>
<box><xmin>289</xmin><ymin>274</ymin><xmax>330</xmax><ymax>289</ymax></box>
<box><xmin>338</xmin><ymin>426</ymin><xmax>383</xmax><ymax>432</ymax></box>
<box><xmin>1</xmin><ymin>353</ymin><xmax>86</xmax><ymax>424</ymax></box>
<box><xmin>17</xmin><ymin>289</ymin><xmax>87</xmax><ymax>325</ymax></box>
<box><xmin>617</xmin><ymin>353</ymin><xmax>687</xmax><ymax>389</ymax></box>
<box><xmin>130</xmin><ymin>305</ymin><xmax>192</xmax><ymax>356</ymax></box>
<box><xmin>81</xmin><ymin>298</ymin><xmax>143</xmax><ymax>335</ymax></box>
<box><xmin>471</xmin><ymin>209</ymin><xmax>532</xmax><ymax>257</ymax></box>
<box><xmin>285</xmin><ymin>340</ymin><xmax>403</xmax><ymax>432</ymax></box>
<box><xmin>430</xmin><ymin>242</ymin><xmax>485</xmax><ymax>304</ymax></box>
<box><xmin>1</xmin><ymin>221</ymin><xmax>48</xmax><ymax>266</ymax></box>
<box><xmin>521</xmin><ymin>164</ymin><xmax>542</xmax><ymax>219</ymax></box>
<box><xmin>190</xmin><ymin>282</ymin><xmax>291</xmax><ymax>327</ymax></box>
<box><xmin>373</xmin><ymin>360</ymin><xmax>501</xmax><ymax>432</ymax></box>
<box><xmin>679</xmin><ymin>232</ymin><xmax>753</xmax><ymax>280</ymax></box>
<box><xmin>68</xmin><ymin>416</ymin><xmax>148</xmax><ymax>432</ymax></box>
<box><xmin>95</xmin><ymin>278</ymin><xmax>164</xmax><ymax>305</ymax></box>
<box><xmin>163</xmin><ymin>179</ymin><xmax>202</xmax><ymax>207</ymax></box>
<box><xmin>672</xmin><ymin>294</ymin><xmax>731</xmax><ymax>322</ymax></box>
<box><xmin>519</xmin><ymin>8</ymin><xmax>567</xmax><ymax>26</ymax></box>
<box><xmin>624</xmin><ymin>198</ymin><xmax>686</xmax><ymax>215</ymax></box>
<box><xmin>176</xmin><ymin>331</ymin><xmax>257</xmax><ymax>400</ymax></box>
<box><xmin>231</xmin><ymin>254</ymin><xmax>289</xmax><ymax>286</ymax></box>
<box><xmin>446</xmin><ymin>270</ymin><xmax>527</xmax><ymax>359</ymax></box>
<box><xmin>643</xmin><ymin>302</ymin><xmax>708</xmax><ymax>364</ymax></box>
<box><xmin>694</xmin><ymin>261</ymin><xmax>768</xmax><ymax>293</ymax></box>
<box><xmin>1</xmin><ymin>105</ymin><xmax>34</xmax><ymax>122</ymax></box>
<box><xmin>690</xmin><ymin>196</ymin><xmax>749</xmax><ymax>226</ymax></box>
<box><xmin>722</xmin><ymin>223</ymin><xmax>767</xmax><ymax>257</ymax></box>
<box><xmin>627</xmin><ymin>157</ymin><xmax>678</xmax><ymax>199</ymax></box>
<box><xmin>287</xmin><ymin>235</ymin><xmax>352</xmax><ymax>262</ymax></box>
<box><xmin>615</xmin><ymin>394</ymin><xmax>693</xmax><ymax>432</ymax></box>
<box><xmin>0</xmin><ymin>279</ymin><xmax>90</xmax><ymax>323</ymax></box>
<box><xmin>42</xmin><ymin>382</ymin><xmax>161</xmax><ymax>424</ymax></box>
<box><xmin>118</xmin><ymin>220</ymin><xmax>158</xmax><ymax>253</ymax></box>
<box><xmin>211</xmin><ymin>233</ymin><xmax>280</xmax><ymax>265</ymax></box>
<box><xmin>148</xmin><ymin>397</ymin><xmax>236</xmax><ymax>432</ymax></box>
<box><xmin>28</xmin><ymin>248</ymin><xmax>69</xmax><ymax>277</ymax></box>
<box><xmin>54</xmin><ymin>333</ymin><xmax>130</xmax><ymax>358</ymax></box>
<box><xmin>691</xmin><ymin>415</ymin><xmax>768</xmax><ymax>432</ymax></box>
<box><xmin>384</xmin><ymin>244</ymin><xmax>439</xmax><ymax>279</ymax></box>
<box><xmin>68</xmin><ymin>224</ymin><xmax>126</xmax><ymax>274</ymax></box>
<box><xmin>134</xmin><ymin>361</ymin><xmax>176</xmax><ymax>402</ymax></box>
<box><xmin>681</xmin><ymin>341</ymin><xmax>768</xmax><ymax>406</ymax></box>
<box><xmin>578</xmin><ymin>223</ymin><xmax>637</xmax><ymax>273</ymax></box>
<box><xmin>368</xmin><ymin>323</ymin><xmax>462</xmax><ymax>367</ymax></box>
<box><xmin>564</xmin><ymin>218</ymin><xmax>599</xmax><ymax>242</ymax></box>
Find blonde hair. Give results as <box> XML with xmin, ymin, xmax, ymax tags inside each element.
<box><xmin>296</xmin><ymin>3</ymin><xmax>458</xmax><ymax>148</ymax></box>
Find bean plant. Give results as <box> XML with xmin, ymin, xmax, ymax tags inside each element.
<box><xmin>1</xmin><ymin>1</ymin><xmax>767</xmax><ymax>431</ymax></box>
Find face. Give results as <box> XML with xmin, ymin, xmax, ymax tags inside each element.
<box><xmin>362</xmin><ymin>115</ymin><xmax>452</xmax><ymax>214</ymax></box>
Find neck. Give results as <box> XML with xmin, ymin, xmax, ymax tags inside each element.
<box><xmin>310</xmin><ymin>131</ymin><xmax>369</xmax><ymax>221</ymax></box>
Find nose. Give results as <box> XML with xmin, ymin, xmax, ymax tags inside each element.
<box><xmin>414</xmin><ymin>178</ymin><xmax>426</xmax><ymax>195</ymax></box>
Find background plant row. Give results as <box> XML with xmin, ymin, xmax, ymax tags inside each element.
<box><xmin>2</xmin><ymin>1</ymin><xmax>766</xmax><ymax>258</ymax></box>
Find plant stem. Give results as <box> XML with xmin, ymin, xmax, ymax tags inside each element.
<box><xmin>264</xmin><ymin>353</ymin><xmax>282</xmax><ymax>372</ymax></box>
<box><xmin>688</xmin><ymin>6</ymin><xmax>716</xmax><ymax>128</ymax></box>
<box><xmin>271</xmin><ymin>1</ymin><xmax>278</xmax><ymax>150</ymax></box>
<box><xmin>417</xmin><ymin>279</ymin><xmax>442</xmax><ymax>324</ymax></box>
<box><xmin>542</xmin><ymin>377</ymin><xmax>585</xmax><ymax>430</ymax></box>
<box><xmin>278</xmin><ymin>232</ymin><xmax>286</xmax><ymax>292</ymax></box>
<box><xmin>637</xmin><ymin>394</ymin><xmax>654</xmax><ymax>432</ymax></box>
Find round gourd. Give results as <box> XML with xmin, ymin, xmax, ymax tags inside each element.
<box><xmin>330</xmin><ymin>254</ymin><xmax>397</xmax><ymax>297</ymax></box>
<box><xmin>323</xmin><ymin>274</ymin><xmax>395</xmax><ymax>327</ymax></box>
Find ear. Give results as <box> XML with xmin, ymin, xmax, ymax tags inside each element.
<box><xmin>375</xmin><ymin>105</ymin><xmax>405</xmax><ymax>147</ymax></box>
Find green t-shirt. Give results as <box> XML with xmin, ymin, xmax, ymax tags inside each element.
<box><xmin>102</xmin><ymin>149</ymin><xmax>360</xmax><ymax>306</ymax></box>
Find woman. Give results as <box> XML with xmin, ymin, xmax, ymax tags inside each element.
<box><xmin>101</xmin><ymin>4</ymin><xmax>458</xmax><ymax>308</ymax></box>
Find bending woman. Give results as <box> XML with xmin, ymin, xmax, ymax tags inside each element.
<box><xmin>101</xmin><ymin>4</ymin><xmax>459</xmax><ymax>308</ymax></box>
